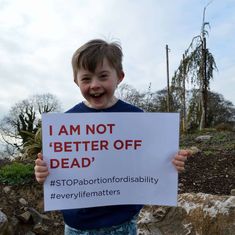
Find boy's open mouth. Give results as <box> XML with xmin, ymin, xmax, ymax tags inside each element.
<box><xmin>90</xmin><ymin>92</ymin><xmax>105</xmax><ymax>98</ymax></box>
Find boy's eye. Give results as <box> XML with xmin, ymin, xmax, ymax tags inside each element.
<box><xmin>81</xmin><ymin>77</ymin><xmax>91</xmax><ymax>82</ymax></box>
<box><xmin>99</xmin><ymin>74</ymin><xmax>108</xmax><ymax>79</ymax></box>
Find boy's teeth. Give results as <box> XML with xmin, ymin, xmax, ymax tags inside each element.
<box><xmin>92</xmin><ymin>93</ymin><xmax>102</xmax><ymax>97</ymax></box>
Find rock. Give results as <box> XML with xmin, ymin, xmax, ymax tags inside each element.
<box><xmin>179</xmin><ymin>193</ymin><xmax>235</xmax><ymax>235</ymax></box>
<box><xmin>3</xmin><ymin>186</ymin><xmax>11</xmax><ymax>194</ymax></box>
<box><xmin>33</xmin><ymin>223</ymin><xmax>43</xmax><ymax>231</ymax></box>
<box><xmin>19</xmin><ymin>197</ymin><xmax>28</xmax><ymax>206</ymax></box>
<box><xmin>33</xmin><ymin>223</ymin><xmax>49</xmax><ymax>234</ymax></box>
<box><xmin>195</xmin><ymin>135</ymin><xmax>212</xmax><ymax>142</ymax></box>
<box><xmin>54</xmin><ymin>222</ymin><xmax>61</xmax><ymax>227</ymax></box>
<box><xmin>28</xmin><ymin>207</ymin><xmax>50</xmax><ymax>225</ymax></box>
<box><xmin>0</xmin><ymin>182</ymin><xmax>64</xmax><ymax>234</ymax></box>
<box><xmin>138</xmin><ymin>206</ymin><xmax>190</xmax><ymax>235</ymax></box>
<box><xmin>137</xmin><ymin>193</ymin><xmax>235</xmax><ymax>235</ymax></box>
<box><xmin>231</xmin><ymin>189</ymin><xmax>235</xmax><ymax>196</ymax></box>
<box><xmin>178</xmin><ymin>183</ymin><xmax>183</xmax><ymax>190</ymax></box>
<box><xmin>189</xmin><ymin>146</ymin><xmax>201</xmax><ymax>155</ymax></box>
<box><xmin>18</xmin><ymin>211</ymin><xmax>32</xmax><ymax>223</ymax></box>
<box><xmin>0</xmin><ymin>210</ymin><xmax>9</xmax><ymax>235</ymax></box>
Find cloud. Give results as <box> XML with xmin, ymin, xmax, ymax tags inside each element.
<box><xmin>0</xmin><ymin>0</ymin><xmax>234</xmax><ymax>120</ymax></box>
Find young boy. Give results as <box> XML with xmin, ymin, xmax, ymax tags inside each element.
<box><xmin>35</xmin><ymin>39</ymin><xmax>191</xmax><ymax>235</ymax></box>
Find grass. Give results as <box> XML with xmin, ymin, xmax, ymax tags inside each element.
<box><xmin>0</xmin><ymin>161</ymin><xmax>34</xmax><ymax>185</ymax></box>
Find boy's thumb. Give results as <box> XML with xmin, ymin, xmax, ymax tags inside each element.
<box><xmin>37</xmin><ymin>152</ymin><xmax>43</xmax><ymax>160</ymax></box>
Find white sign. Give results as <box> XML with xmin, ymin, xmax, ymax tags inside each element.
<box><xmin>42</xmin><ymin>112</ymin><xmax>179</xmax><ymax>211</ymax></box>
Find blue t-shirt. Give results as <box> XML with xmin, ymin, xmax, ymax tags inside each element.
<box><xmin>62</xmin><ymin>99</ymin><xmax>143</xmax><ymax>230</ymax></box>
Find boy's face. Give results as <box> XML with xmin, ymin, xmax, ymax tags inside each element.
<box><xmin>75</xmin><ymin>58</ymin><xmax>124</xmax><ymax>109</ymax></box>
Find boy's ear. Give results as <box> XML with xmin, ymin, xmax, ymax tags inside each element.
<box><xmin>118</xmin><ymin>71</ymin><xmax>125</xmax><ymax>84</ymax></box>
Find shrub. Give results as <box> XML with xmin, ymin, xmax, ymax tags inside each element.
<box><xmin>22</xmin><ymin>128</ymin><xmax>42</xmax><ymax>159</ymax></box>
<box><xmin>215</xmin><ymin>123</ymin><xmax>234</xmax><ymax>132</ymax></box>
<box><xmin>0</xmin><ymin>162</ymin><xmax>34</xmax><ymax>185</ymax></box>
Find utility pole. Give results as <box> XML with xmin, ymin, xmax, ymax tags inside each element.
<box><xmin>166</xmin><ymin>44</ymin><xmax>170</xmax><ymax>112</ymax></box>
<box><xmin>182</xmin><ymin>54</ymin><xmax>187</xmax><ymax>132</ymax></box>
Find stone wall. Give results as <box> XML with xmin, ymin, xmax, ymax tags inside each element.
<box><xmin>1</xmin><ymin>188</ymin><xmax>234</xmax><ymax>235</ymax></box>
<box><xmin>138</xmin><ymin>193</ymin><xmax>235</xmax><ymax>235</ymax></box>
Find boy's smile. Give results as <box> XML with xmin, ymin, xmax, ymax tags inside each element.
<box><xmin>75</xmin><ymin>58</ymin><xmax>124</xmax><ymax>110</ymax></box>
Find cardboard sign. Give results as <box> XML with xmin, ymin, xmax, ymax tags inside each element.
<box><xmin>42</xmin><ymin>112</ymin><xmax>179</xmax><ymax>211</ymax></box>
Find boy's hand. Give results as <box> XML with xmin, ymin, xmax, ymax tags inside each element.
<box><xmin>172</xmin><ymin>149</ymin><xmax>192</xmax><ymax>173</ymax></box>
<box><xmin>34</xmin><ymin>152</ymin><xmax>49</xmax><ymax>184</ymax></box>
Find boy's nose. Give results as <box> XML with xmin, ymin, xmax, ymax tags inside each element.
<box><xmin>90</xmin><ymin>79</ymin><xmax>101</xmax><ymax>89</ymax></box>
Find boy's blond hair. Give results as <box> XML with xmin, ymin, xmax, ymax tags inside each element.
<box><xmin>71</xmin><ymin>39</ymin><xmax>123</xmax><ymax>82</ymax></box>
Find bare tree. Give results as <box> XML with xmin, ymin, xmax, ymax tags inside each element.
<box><xmin>0</xmin><ymin>93</ymin><xmax>61</xmax><ymax>154</ymax></box>
<box><xmin>172</xmin><ymin>2</ymin><xmax>217</xmax><ymax>130</ymax></box>
<box><xmin>116</xmin><ymin>83</ymin><xmax>181</xmax><ymax>113</ymax></box>
<box><xmin>116</xmin><ymin>83</ymin><xmax>145</xmax><ymax>109</ymax></box>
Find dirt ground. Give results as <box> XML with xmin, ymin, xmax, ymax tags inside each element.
<box><xmin>179</xmin><ymin>130</ymin><xmax>235</xmax><ymax>195</ymax></box>
<box><xmin>0</xmin><ymin>130</ymin><xmax>234</xmax><ymax>234</ymax></box>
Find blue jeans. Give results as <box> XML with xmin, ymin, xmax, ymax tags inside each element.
<box><xmin>64</xmin><ymin>216</ymin><xmax>137</xmax><ymax>235</ymax></box>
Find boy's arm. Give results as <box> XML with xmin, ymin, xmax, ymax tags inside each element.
<box><xmin>172</xmin><ymin>149</ymin><xmax>192</xmax><ymax>173</ymax></box>
<box><xmin>34</xmin><ymin>153</ymin><xmax>49</xmax><ymax>184</ymax></box>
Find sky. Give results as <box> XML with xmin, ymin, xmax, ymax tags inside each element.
<box><xmin>0</xmin><ymin>0</ymin><xmax>234</xmax><ymax>118</ymax></box>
